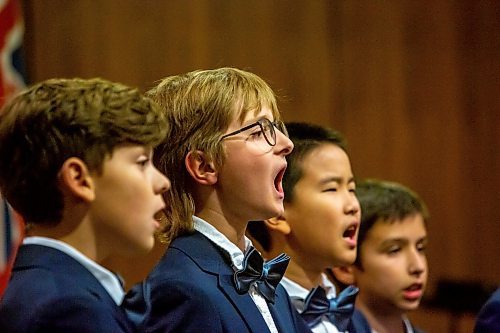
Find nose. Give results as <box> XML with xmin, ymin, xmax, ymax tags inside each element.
<box><xmin>275</xmin><ymin>130</ymin><xmax>294</xmax><ymax>156</ymax></box>
<box><xmin>345</xmin><ymin>192</ymin><xmax>361</xmax><ymax>216</ymax></box>
<box><xmin>408</xmin><ymin>248</ymin><xmax>427</xmax><ymax>276</ymax></box>
<box><xmin>155</xmin><ymin>168</ymin><xmax>171</xmax><ymax>194</ymax></box>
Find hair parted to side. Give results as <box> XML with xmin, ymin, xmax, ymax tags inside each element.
<box><xmin>354</xmin><ymin>179</ymin><xmax>429</xmax><ymax>268</ymax></box>
<box><xmin>147</xmin><ymin>67</ymin><xmax>281</xmax><ymax>244</ymax></box>
<box><xmin>247</xmin><ymin>122</ymin><xmax>348</xmax><ymax>250</ymax></box>
<box><xmin>0</xmin><ymin>77</ymin><xmax>168</xmax><ymax>226</ymax></box>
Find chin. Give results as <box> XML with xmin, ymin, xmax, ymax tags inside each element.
<box><xmin>399</xmin><ymin>301</ymin><xmax>421</xmax><ymax>312</ymax></box>
<box><xmin>265</xmin><ymin>203</ymin><xmax>284</xmax><ymax>219</ymax></box>
<box><xmin>337</xmin><ymin>253</ymin><xmax>356</xmax><ymax>266</ymax></box>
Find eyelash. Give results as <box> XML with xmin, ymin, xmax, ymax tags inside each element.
<box><xmin>387</xmin><ymin>247</ymin><xmax>401</xmax><ymax>254</ymax></box>
<box><xmin>137</xmin><ymin>157</ymin><xmax>150</xmax><ymax>167</ymax></box>
<box><xmin>324</xmin><ymin>188</ymin><xmax>356</xmax><ymax>193</ymax></box>
<box><xmin>249</xmin><ymin>130</ymin><xmax>264</xmax><ymax>138</ymax></box>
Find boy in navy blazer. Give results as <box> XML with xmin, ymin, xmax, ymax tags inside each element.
<box><xmin>0</xmin><ymin>78</ymin><xmax>170</xmax><ymax>333</ymax></box>
<box><xmin>332</xmin><ymin>179</ymin><xmax>429</xmax><ymax>333</ymax></box>
<box><xmin>123</xmin><ymin>68</ymin><xmax>311</xmax><ymax>332</ymax></box>
<box><xmin>247</xmin><ymin>122</ymin><xmax>362</xmax><ymax>333</ymax></box>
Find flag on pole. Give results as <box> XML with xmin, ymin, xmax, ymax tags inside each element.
<box><xmin>0</xmin><ymin>0</ymin><xmax>26</xmax><ymax>296</ymax></box>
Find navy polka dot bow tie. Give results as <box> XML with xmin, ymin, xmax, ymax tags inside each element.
<box><xmin>233</xmin><ymin>246</ymin><xmax>290</xmax><ymax>303</ymax></box>
<box><xmin>300</xmin><ymin>285</ymin><xmax>359</xmax><ymax>331</ymax></box>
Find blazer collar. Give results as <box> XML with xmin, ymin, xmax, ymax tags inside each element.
<box><xmin>14</xmin><ymin>244</ymin><xmax>121</xmax><ymax>308</ymax></box>
<box><xmin>171</xmin><ymin>231</ymin><xmax>273</xmax><ymax>333</ymax></box>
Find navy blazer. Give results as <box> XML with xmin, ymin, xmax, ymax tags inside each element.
<box><xmin>349</xmin><ymin>309</ymin><xmax>425</xmax><ymax>333</ymax></box>
<box><xmin>124</xmin><ymin>231</ymin><xmax>311</xmax><ymax>333</ymax></box>
<box><xmin>0</xmin><ymin>244</ymin><xmax>135</xmax><ymax>333</ymax></box>
<box><xmin>474</xmin><ymin>288</ymin><xmax>500</xmax><ymax>333</ymax></box>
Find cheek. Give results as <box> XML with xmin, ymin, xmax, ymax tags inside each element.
<box><xmin>363</xmin><ymin>256</ymin><xmax>399</xmax><ymax>281</ymax></box>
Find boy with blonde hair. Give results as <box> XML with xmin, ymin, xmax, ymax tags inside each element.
<box><xmin>0</xmin><ymin>78</ymin><xmax>170</xmax><ymax>333</ymax></box>
<box><xmin>124</xmin><ymin>68</ymin><xmax>311</xmax><ymax>332</ymax></box>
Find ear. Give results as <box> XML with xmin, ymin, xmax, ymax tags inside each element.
<box><xmin>58</xmin><ymin>157</ymin><xmax>95</xmax><ymax>202</ymax></box>
<box><xmin>185</xmin><ymin>150</ymin><xmax>217</xmax><ymax>185</ymax></box>
<box><xmin>330</xmin><ymin>266</ymin><xmax>356</xmax><ymax>286</ymax></box>
<box><xmin>264</xmin><ymin>216</ymin><xmax>291</xmax><ymax>235</ymax></box>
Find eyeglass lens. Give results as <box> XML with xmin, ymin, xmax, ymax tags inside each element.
<box><xmin>261</xmin><ymin>119</ymin><xmax>276</xmax><ymax>146</ymax></box>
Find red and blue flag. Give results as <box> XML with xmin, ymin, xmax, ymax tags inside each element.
<box><xmin>0</xmin><ymin>0</ymin><xmax>26</xmax><ymax>296</ymax></box>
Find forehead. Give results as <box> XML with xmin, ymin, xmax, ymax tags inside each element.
<box><xmin>233</xmin><ymin>102</ymin><xmax>278</xmax><ymax>125</ymax></box>
<box><xmin>299</xmin><ymin>143</ymin><xmax>352</xmax><ymax>180</ymax></box>
<box><xmin>365</xmin><ymin>214</ymin><xmax>427</xmax><ymax>244</ymax></box>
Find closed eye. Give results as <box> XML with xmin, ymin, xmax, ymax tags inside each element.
<box><xmin>248</xmin><ymin>130</ymin><xmax>265</xmax><ymax>140</ymax></box>
<box><xmin>137</xmin><ymin>157</ymin><xmax>150</xmax><ymax>167</ymax></box>
<box><xmin>417</xmin><ymin>243</ymin><xmax>427</xmax><ymax>253</ymax></box>
<box><xmin>387</xmin><ymin>246</ymin><xmax>401</xmax><ymax>255</ymax></box>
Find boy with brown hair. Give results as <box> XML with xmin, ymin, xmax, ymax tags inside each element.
<box><xmin>124</xmin><ymin>67</ymin><xmax>311</xmax><ymax>332</ymax></box>
<box><xmin>0</xmin><ymin>78</ymin><xmax>171</xmax><ymax>333</ymax></box>
<box><xmin>332</xmin><ymin>179</ymin><xmax>429</xmax><ymax>333</ymax></box>
<box><xmin>247</xmin><ymin>122</ymin><xmax>361</xmax><ymax>333</ymax></box>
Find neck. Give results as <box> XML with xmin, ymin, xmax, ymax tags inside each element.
<box><xmin>28</xmin><ymin>217</ymin><xmax>100</xmax><ymax>262</ymax></box>
<box><xmin>282</xmin><ymin>248</ymin><xmax>324</xmax><ymax>290</ymax></box>
<box><xmin>356</xmin><ymin>300</ymin><xmax>406</xmax><ymax>333</ymax></box>
<box><xmin>196</xmin><ymin>208</ymin><xmax>248</xmax><ymax>251</ymax></box>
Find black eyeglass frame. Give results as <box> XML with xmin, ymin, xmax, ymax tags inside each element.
<box><xmin>220</xmin><ymin>118</ymin><xmax>287</xmax><ymax>147</ymax></box>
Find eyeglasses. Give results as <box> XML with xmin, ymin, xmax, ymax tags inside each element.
<box><xmin>220</xmin><ymin>118</ymin><xmax>288</xmax><ymax>147</ymax></box>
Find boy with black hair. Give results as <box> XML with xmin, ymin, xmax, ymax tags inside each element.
<box><xmin>248</xmin><ymin>121</ymin><xmax>361</xmax><ymax>333</ymax></box>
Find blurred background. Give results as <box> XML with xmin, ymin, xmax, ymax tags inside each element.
<box><xmin>11</xmin><ymin>1</ymin><xmax>500</xmax><ymax>332</ymax></box>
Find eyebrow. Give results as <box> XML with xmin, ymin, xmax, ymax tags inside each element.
<box><xmin>380</xmin><ymin>235</ymin><xmax>428</xmax><ymax>246</ymax></box>
<box><xmin>319</xmin><ymin>176</ymin><xmax>356</xmax><ymax>185</ymax></box>
<box><xmin>242</xmin><ymin>116</ymin><xmax>270</xmax><ymax>126</ymax></box>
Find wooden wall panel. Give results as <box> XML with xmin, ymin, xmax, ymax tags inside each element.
<box><xmin>21</xmin><ymin>0</ymin><xmax>499</xmax><ymax>326</ymax></box>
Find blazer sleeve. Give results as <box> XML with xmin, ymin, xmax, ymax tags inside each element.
<box><xmin>125</xmin><ymin>278</ymin><xmax>223</xmax><ymax>333</ymax></box>
<box><xmin>34</xmin><ymin>295</ymin><xmax>134</xmax><ymax>333</ymax></box>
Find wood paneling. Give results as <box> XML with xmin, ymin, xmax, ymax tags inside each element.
<box><xmin>21</xmin><ymin>0</ymin><xmax>499</xmax><ymax>328</ymax></box>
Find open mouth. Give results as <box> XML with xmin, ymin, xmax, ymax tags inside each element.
<box><xmin>403</xmin><ymin>283</ymin><xmax>424</xmax><ymax>300</ymax></box>
<box><xmin>274</xmin><ymin>165</ymin><xmax>286</xmax><ymax>195</ymax></box>
<box><xmin>343</xmin><ymin>224</ymin><xmax>357</xmax><ymax>240</ymax></box>
<box><xmin>405</xmin><ymin>283</ymin><xmax>423</xmax><ymax>292</ymax></box>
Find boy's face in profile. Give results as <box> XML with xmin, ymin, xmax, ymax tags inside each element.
<box><xmin>353</xmin><ymin>214</ymin><xmax>428</xmax><ymax>313</ymax></box>
<box><xmin>88</xmin><ymin>145</ymin><xmax>169</xmax><ymax>257</ymax></box>
<box><xmin>284</xmin><ymin>143</ymin><xmax>361</xmax><ymax>268</ymax></box>
<box><xmin>218</xmin><ymin>106</ymin><xmax>293</xmax><ymax>222</ymax></box>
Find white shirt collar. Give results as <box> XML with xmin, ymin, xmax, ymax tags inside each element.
<box><xmin>281</xmin><ymin>276</ymin><xmax>342</xmax><ymax>332</ymax></box>
<box><xmin>281</xmin><ymin>273</ymin><xmax>338</xmax><ymax>301</ymax></box>
<box><xmin>192</xmin><ymin>216</ymin><xmax>252</xmax><ymax>270</ymax></box>
<box><xmin>193</xmin><ymin>216</ymin><xmax>280</xmax><ymax>333</ymax></box>
<box><xmin>23</xmin><ymin>236</ymin><xmax>125</xmax><ymax>305</ymax></box>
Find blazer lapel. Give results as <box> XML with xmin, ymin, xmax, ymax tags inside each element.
<box><xmin>174</xmin><ymin>232</ymin><xmax>272</xmax><ymax>333</ymax></box>
<box><xmin>218</xmin><ymin>273</ymin><xmax>271</xmax><ymax>333</ymax></box>
<box><xmin>267</xmin><ymin>287</ymin><xmax>297</xmax><ymax>333</ymax></box>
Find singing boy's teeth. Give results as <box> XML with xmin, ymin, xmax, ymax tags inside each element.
<box><xmin>343</xmin><ymin>223</ymin><xmax>358</xmax><ymax>247</ymax></box>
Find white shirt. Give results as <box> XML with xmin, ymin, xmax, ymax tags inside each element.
<box><xmin>281</xmin><ymin>274</ymin><xmax>345</xmax><ymax>333</ymax></box>
<box><xmin>193</xmin><ymin>216</ymin><xmax>279</xmax><ymax>333</ymax></box>
<box><xmin>23</xmin><ymin>236</ymin><xmax>125</xmax><ymax>305</ymax></box>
